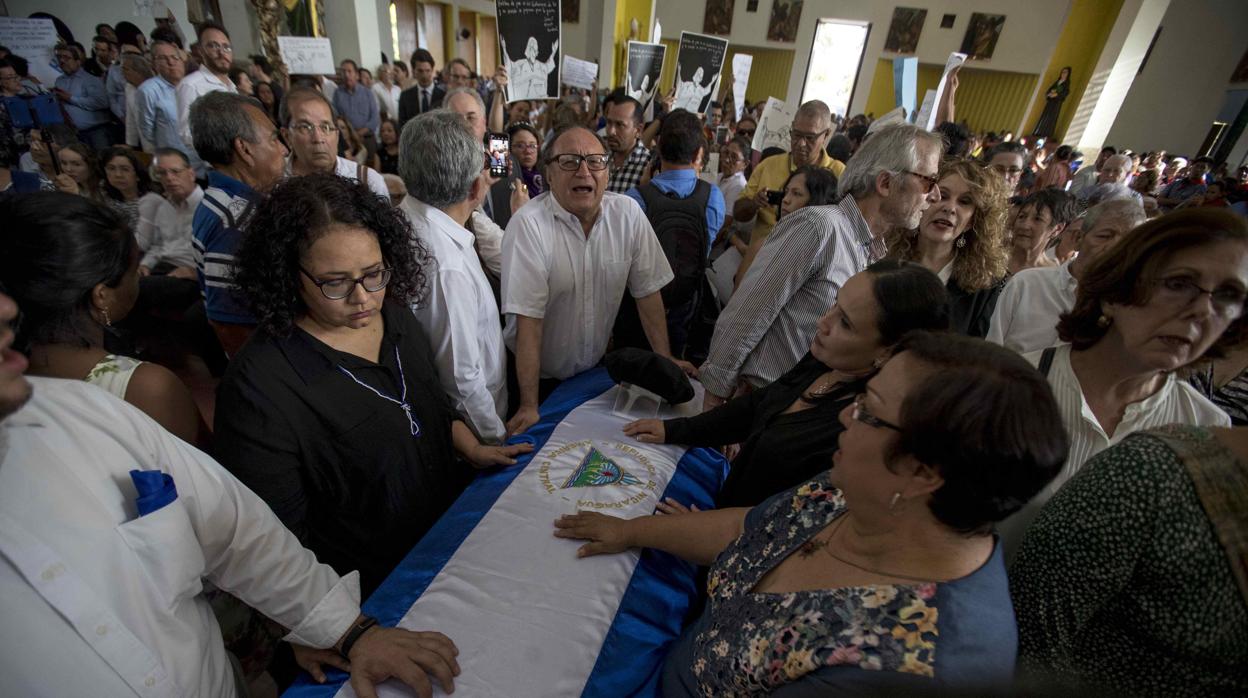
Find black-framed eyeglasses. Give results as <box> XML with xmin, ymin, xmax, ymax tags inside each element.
<box><xmin>300</xmin><ymin>267</ymin><xmax>393</xmax><ymax>300</ymax></box>
<box><xmin>902</xmin><ymin>170</ymin><xmax>941</xmax><ymax>194</ymax></box>
<box><xmin>1152</xmin><ymin>275</ymin><xmax>1248</xmax><ymax>319</ymax></box>
<box><xmin>790</xmin><ymin>127</ymin><xmax>830</xmax><ymax>144</ymax></box>
<box><xmin>546</xmin><ymin>153</ymin><xmax>609</xmax><ymax>172</ymax></box>
<box><xmin>851</xmin><ymin>394</ymin><xmax>902</xmax><ymax>431</ymax></box>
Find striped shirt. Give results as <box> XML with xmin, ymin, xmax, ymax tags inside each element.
<box><xmin>998</xmin><ymin>343</ymin><xmax>1229</xmax><ymax>559</ymax></box>
<box><xmin>699</xmin><ymin>195</ymin><xmax>882</xmax><ymax>398</ymax></box>
<box><xmin>192</xmin><ymin>171</ymin><xmax>260</xmax><ymax>325</ymax></box>
<box><xmin>606</xmin><ymin>140</ymin><xmax>651</xmax><ymax>194</ymax></box>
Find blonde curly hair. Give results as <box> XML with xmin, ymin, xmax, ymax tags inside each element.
<box><xmin>886</xmin><ymin>159</ymin><xmax>1009</xmax><ymax>292</ymax></box>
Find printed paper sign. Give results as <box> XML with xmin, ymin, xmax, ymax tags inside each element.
<box><xmin>922</xmin><ymin>51</ymin><xmax>966</xmax><ymax>129</ymax></box>
<box><xmin>0</xmin><ymin>18</ymin><xmax>62</xmax><ymax>88</ymax></box>
<box><xmin>497</xmin><ymin>0</ymin><xmax>562</xmax><ymax>102</ymax></box>
<box><xmin>626</xmin><ymin>41</ymin><xmax>665</xmax><ymax>120</ymax></box>
<box><xmin>277</xmin><ymin>36</ymin><xmax>335</xmax><ymax>75</ymax></box>
<box><xmin>752</xmin><ymin>96</ymin><xmax>795</xmax><ymax>153</ymax></box>
<box><xmin>731</xmin><ymin>53</ymin><xmax>753</xmax><ymax>121</ymax></box>
<box><xmin>560</xmin><ymin>55</ymin><xmax>597</xmax><ymax>90</ymax></box>
<box><xmin>673</xmin><ymin>31</ymin><xmax>728</xmax><ymax>115</ymax></box>
<box><xmin>893</xmin><ymin>56</ymin><xmax>917</xmax><ymax>120</ymax></box>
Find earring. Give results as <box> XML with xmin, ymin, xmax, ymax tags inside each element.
<box><xmin>888</xmin><ymin>492</ymin><xmax>901</xmax><ymax>511</ymax></box>
<box><xmin>100</xmin><ymin>306</ymin><xmax>112</xmax><ymax>327</ymax></box>
<box><xmin>1097</xmin><ymin>314</ymin><xmax>1111</xmax><ymax>328</ymax></box>
<box><xmin>956</xmin><ymin>235</ymin><xmax>967</xmax><ymax>249</ymax></box>
<box><xmin>872</xmin><ymin>356</ymin><xmax>886</xmax><ymax>369</ymax></box>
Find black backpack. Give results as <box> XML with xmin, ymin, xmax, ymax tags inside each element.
<box><xmin>637</xmin><ymin>179</ymin><xmax>712</xmax><ymax>309</ymax></box>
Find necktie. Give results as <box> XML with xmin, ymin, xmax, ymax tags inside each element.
<box><xmin>420</xmin><ymin>88</ymin><xmax>429</xmax><ymax>113</ymax></box>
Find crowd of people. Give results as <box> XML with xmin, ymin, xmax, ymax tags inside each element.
<box><xmin>1</xmin><ymin>10</ymin><xmax>1246</xmax><ymax>698</ymax></box>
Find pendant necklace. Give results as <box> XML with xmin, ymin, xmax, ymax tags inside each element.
<box><xmin>337</xmin><ymin>345</ymin><xmax>422</xmax><ymax>437</ymax></box>
<box><xmin>799</xmin><ymin>516</ymin><xmax>934</xmax><ymax>583</ymax></box>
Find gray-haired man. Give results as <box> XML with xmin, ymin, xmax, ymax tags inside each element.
<box><xmin>699</xmin><ymin>123</ymin><xmax>944</xmax><ymax>411</ymax></box>
<box><xmin>401</xmin><ymin>109</ymin><xmax>509</xmax><ymax>443</ymax></box>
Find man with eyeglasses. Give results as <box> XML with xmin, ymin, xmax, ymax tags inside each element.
<box><xmin>987</xmin><ymin>141</ymin><xmax>1028</xmax><ymax>196</ymax></box>
<box><xmin>281</xmin><ymin>87</ymin><xmax>389</xmax><ymax>200</ymax></box>
<box><xmin>401</xmin><ymin>110</ymin><xmax>510</xmax><ymax>444</ymax></box>
<box><xmin>176</xmin><ymin>21</ymin><xmax>236</xmax><ymax>145</ymax></box>
<box><xmin>700</xmin><ymin>123</ymin><xmax>943</xmax><ymax>412</ymax></box>
<box><xmin>189</xmin><ymin>91</ymin><xmax>288</xmax><ymax>356</ymax></box>
<box><xmin>733</xmin><ymin>100</ymin><xmax>846</xmax><ymax>280</ymax></box>
<box><xmin>501</xmin><ymin>126</ymin><xmax>692</xmax><ymax>436</ymax></box>
<box><xmin>135</xmin><ymin>35</ymin><xmax>205</xmax><ymax>175</ymax></box>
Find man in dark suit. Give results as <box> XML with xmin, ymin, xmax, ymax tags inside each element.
<box><xmin>398</xmin><ymin>49</ymin><xmax>445</xmax><ymax>131</ymax></box>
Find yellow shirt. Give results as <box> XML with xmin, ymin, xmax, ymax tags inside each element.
<box><xmin>739</xmin><ymin>151</ymin><xmax>846</xmax><ymax>243</ymax></box>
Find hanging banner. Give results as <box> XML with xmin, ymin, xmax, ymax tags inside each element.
<box><xmin>672</xmin><ymin>31</ymin><xmax>728</xmax><ymax>115</ymax></box>
<box><xmin>496</xmin><ymin>0</ymin><xmax>562</xmax><ymax>103</ymax></box>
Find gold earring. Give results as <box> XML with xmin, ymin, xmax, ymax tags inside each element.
<box><xmin>1097</xmin><ymin>314</ymin><xmax>1111</xmax><ymax>328</ymax></box>
<box><xmin>889</xmin><ymin>492</ymin><xmax>901</xmax><ymax>511</ymax></box>
<box><xmin>100</xmin><ymin>306</ymin><xmax>112</xmax><ymax>327</ymax></box>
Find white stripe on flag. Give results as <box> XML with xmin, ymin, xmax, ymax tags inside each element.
<box><xmin>336</xmin><ymin>384</ymin><xmax>705</xmax><ymax>697</ymax></box>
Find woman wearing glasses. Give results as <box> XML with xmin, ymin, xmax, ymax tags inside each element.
<box><xmin>998</xmin><ymin>208</ymin><xmax>1245</xmax><ymax>557</ymax></box>
<box><xmin>557</xmin><ymin>332</ymin><xmax>1067</xmax><ymax>695</ymax></box>
<box><xmin>625</xmin><ymin>260</ymin><xmax>949</xmax><ymax>507</ymax></box>
<box><xmin>214</xmin><ymin>174</ymin><xmax>531</xmax><ymax>595</ymax></box>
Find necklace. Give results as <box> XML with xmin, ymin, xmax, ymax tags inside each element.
<box><xmin>798</xmin><ymin>517</ymin><xmax>934</xmax><ymax>584</ymax></box>
<box><xmin>337</xmin><ymin>345</ymin><xmax>422</xmax><ymax>437</ymax></box>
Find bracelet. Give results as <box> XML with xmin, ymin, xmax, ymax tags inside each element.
<box><xmin>337</xmin><ymin>615</ymin><xmax>379</xmax><ymax>661</ymax></box>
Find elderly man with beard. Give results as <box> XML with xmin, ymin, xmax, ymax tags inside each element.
<box><xmin>733</xmin><ymin>100</ymin><xmax>846</xmax><ymax>281</ymax></box>
<box><xmin>700</xmin><ymin>123</ymin><xmax>943</xmax><ymax>411</ymax></box>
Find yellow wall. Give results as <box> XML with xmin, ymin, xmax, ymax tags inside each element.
<box><xmin>864</xmin><ymin>59</ymin><xmax>1040</xmax><ymax>134</ymax></box>
<box><xmin>1022</xmin><ymin>0</ymin><xmax>1125</xmax><ymax>140</ymax></box>
<box><xmin>613</xmin><ymin>0</ymin><xmax>654</xmax><ymax>86</ymax></box>
<box><xmin>657</xmin><ymin>39</ymin><xmax>794</xmax><ymax>108</ymax></box>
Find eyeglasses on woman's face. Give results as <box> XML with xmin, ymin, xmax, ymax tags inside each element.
<box><xmin>1151</xmin><ymin>274</ymin><xmax>1248</xmax><ymax>320</ymax></box>
<box><xmin>851</xmin><ymin>394</ymin><xmax>902</xmax><ymax>431</ymax></box>
<box><xmin>300</xmin><ymin>267</ymin><xmax>393</xmax><ymax>300</ymax></box>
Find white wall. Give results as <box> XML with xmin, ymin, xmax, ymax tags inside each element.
<box><xmin>653</xmin><ymin>0</ymin><xmax>1069</xmax><ymax>109</ymax></box>
<box><xmin>5</xmin><ymin>0</ymin><xmax>189</xmax><ymax>48</ymax></box>
<box><xmin>1104</xmin><ymin>0</ymin><xmax>1248</xmax><ymax>156</ymax></box>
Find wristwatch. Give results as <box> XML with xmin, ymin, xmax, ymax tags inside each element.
<box><xmin>337</xmin><ymin>615</ymin><xmax>379</xmax><ymax>661</ymax></box>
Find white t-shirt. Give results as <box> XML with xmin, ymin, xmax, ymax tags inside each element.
<box><xmin>501</xmin><ymin>192</ymin><xmax>674</xmax><ymax>380</ymax></box>
<box><xmin>175</xmin><ymin>68</ymin><xmax>236</xmax><ymax>145</ymax></box>
<box><xmin>986</xmin><ymin>260</ymin><xmax>1077</xmax><ymax>355</ymax></box>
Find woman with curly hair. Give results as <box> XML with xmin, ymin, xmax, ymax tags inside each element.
<box><xmin>213</xmin><ymin>173</ymin><xmax>531</xmax><ymax>594</ymax></box>
<box><xmin>886</xmin><ymin>158</ymin><xmax>1009</xmax><ymax>337</ymax></box>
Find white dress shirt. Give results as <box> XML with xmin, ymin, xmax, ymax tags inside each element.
<box><xmin>501</xmin><ymin>191</ymin><xmax>674</xmax><ymax>380</ymax></box>
<box><xmin>175</xmin><ymin>68</ymin><xmax>236</xmax><ymax>145</ymax></box>
<box><xmin>405</xmin><ymin>198</ymin><xmax>509</xmax><ymax>443</ymax></box>
<box><xmin>373</xmin><ymin>82</ymin><xmax>401</xmax><ymax>120</ymax></box>
<box><xmin>998</xmin><ymin>344</ymin><xmax>1230</xmax><ymax>558</ymax></box>
<box><xmin>716</xmin><ymin>171</ymin><xmax>747</xmax><ymax>213</ymax></box>
<box><xmin>145</xmin><ymin>186</ymin><xmax>203</xmax><ymax>270</ymax></box>
<box><xmin>0</xmin><ymin>377</ymin><xmax>360</xmax><ymax>697</ymax></box>
<box><xmin>986</xmin><ymin>260</ymin><xmax>1077</xmax><ymax>355</ymax></box>
<box><xmin>332</xmin><ymin>155</ymin><xmax>390</xmax><ymax>200</ymax></box>
<box><xmin>470</xmin><ymin>209</ymin><xmax>505</xmax><ymax>277</ymax></box>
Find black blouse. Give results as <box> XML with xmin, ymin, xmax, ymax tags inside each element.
<box><xmin>378</xmin><ymin>148</ymin><xmax>400</xmax><ymax>175</ymax></box>
<box><xmin>214</xmin><ymin>301</ymin><xmax>469</xmax><ymax>594</ymax></box>
<box><xmin>947</xmin><ymin>276</ymin><xmax>1005</xmax><ymax>338</ymax></box>
<box><xmin>664</xmin><ymin>354</ymin><xmax>865</xmax><ymax>508</ymax></box>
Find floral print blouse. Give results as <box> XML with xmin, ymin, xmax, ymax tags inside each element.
<box><xmin>660</xmin><ymin>472</ymin><xmax>1017</xmax><ymax>697</ymax></box>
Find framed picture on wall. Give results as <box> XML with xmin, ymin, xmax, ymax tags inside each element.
<box><xmin>767</xmin><ymin>0</ymin><xmax>804</xmax><ymax>43</ymax></box>
<box><xmin>704</xmin><ymin>0</ymin><xmax>735</xmax><ymax>36</ymax></box>
<box><xmin>884</xmin><ymin>7</ymin><xmax>927</xmax><ymax>54</ymax></box>
<box><xmin>960</xmin><ymin>12</ymin><xmax>1006</xmax><ymax>60</ymax></box>
<box><xmin>747</xmin><ymin>1</ymin><xmax>760</xmax><ymax>12</ymax></box>
<box><xmin>562</xmin><ymin>0</ymin><xmax>579</xmax><ymax>24</ymax></box>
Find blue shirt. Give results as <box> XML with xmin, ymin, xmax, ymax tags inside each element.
<box><xmin>135</xmin><ymin>76</ymin><xmax>204</xmax><ymax>174</ymax></box>
<box><xmin>192</xmin><ymin>171</ymin><xmax>260</xmax><ymax>324</ymax></box>
<box><xmin>625</xmin><ymin>168</ymin><xmax>725</xmax><ymax>253</ymax></box>
<box><xmin>54</xmin><ymin>68</ymin><xmax>109</xmax><ymax>130</ymax></box>
<box><xmin>332</xmin><ymin>83</ymin><xmax>379</xmax><ymax>134</ymax></box>
<box><xmin>106</xmin><ymin>63</ymin><xmax>127</xmax><ymax>120</ymax></box>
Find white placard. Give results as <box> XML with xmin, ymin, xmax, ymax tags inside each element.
<box><xmin>913</xmin><ymin>89</ymin><xmax>937</xmax><ymax>131</ymax></box>
<box><xmin>560</xmin><ymin>55</ymin><xmax>598</xmax><ymax>90</ymax></box>
<box><xmin>133</xmin><ymin>0</ymin><xmax>168</xmax><ymax>17</ymax></box>
<box><xmin>922</xmin><ymin>51</ymin><xmax>967</xmax><ymax>129</ymax></box>
<box><xmin>731</xmin><ymin>54</ymin><xmax>752</xmax><ymax>122</ymax></box>
<box><xmin>752</xmin><ymin>96</ymin><xmax>795</xmax><ymax>153</ymax></box>
<box><xmin>277</xmin><ymin>36</ymin><xmax>336</xmax><ymax>75</ymax></box>
<box><xmin>0</xmin><ymin>17</ymin><xmax>62</xmax><ymax>88</ymax></box>
<box><xmin>653</xmin><ymin>19</ymin><xmax>662</xmax><ymax>45</ymax></box>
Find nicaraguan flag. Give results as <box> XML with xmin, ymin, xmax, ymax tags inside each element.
<box><xmin>283</xmin><ymin>368</ymin><xmax>729</xmax><ymax>697</ymax></box>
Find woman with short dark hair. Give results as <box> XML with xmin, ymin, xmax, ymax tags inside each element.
<box><xmin>887</xmin><ymin>158</ymin><xmax>1009</xmax><ymax>337</ymax></box>
<box><xmin>214</xmin><ymin>173</ymin><xmax>530</xmax><ymax>594</ymax></box>
<box><xmin>626</xmin><ymin>260</ymin><xmax>950</xmax><ymax>507</ymax></box>
<box><xmin>99</xmin><ymin>146</ymin><xmax>163</xmax><ymax>236</ymax></box>
<box><xmin>558</xmin><ymin>332</ymin><xmax>1067</xmax><ymax>695</ymax></box>
<box><xmin>0</xmin><ymin>192</ymin><xmax>206</xmax><ymax>446</ymax></box>
<box><xmin>777</xmin><ymin>164</ymin><xmax>838</xmax><ymax>220</ymax></box>
<box><xmin>999</xmin><ymin>208</ymin><xmax>1244</xmax><ymax>555</ymax></box>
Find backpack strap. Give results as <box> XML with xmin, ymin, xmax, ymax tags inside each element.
<box><xmin>356</xmin><ymin>161</ymin><xmax>368</xmax><ymax>191</ymax></box>
<box><xmin>1038</xmin><ymin>346</ymin><xmax>1057</xmax><ymax>377</ymax></box>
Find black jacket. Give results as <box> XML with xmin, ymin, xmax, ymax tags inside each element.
<box><xmin>398</xmin><ymin>83</ymin><xmax>446</xmax><ymax>130</ymax></box>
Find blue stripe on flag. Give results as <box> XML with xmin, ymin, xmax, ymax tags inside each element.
<box><xmin>282</xmin><ymin>369</ymin><xmax>616</xmax><ymax>697</ymax></box>
<box><xmin>581</xmin><ymin>446</ymin><xmax>729</xmax><ymax>697</ymax></box>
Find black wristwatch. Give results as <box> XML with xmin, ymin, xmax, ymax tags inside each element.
<box><xmin>337</xmin><ymin>615</ymin><xmax>379</xmax><ymax>661</ymax></box>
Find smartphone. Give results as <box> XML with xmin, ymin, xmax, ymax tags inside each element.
<box><xmin>766</xmin><ymin>189</ymin><xmax>784</xmax><ymax>205</ymax></box>
<box><xmin>488</xmin><ymin>133</ymin><xmax>509</xmax><ymax>178</ymax></box>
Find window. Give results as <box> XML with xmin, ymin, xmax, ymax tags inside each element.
<box><xmin>800</xmin><ymin>19</ymin><xmax>871</xmax><ymax>119</ymax></box>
